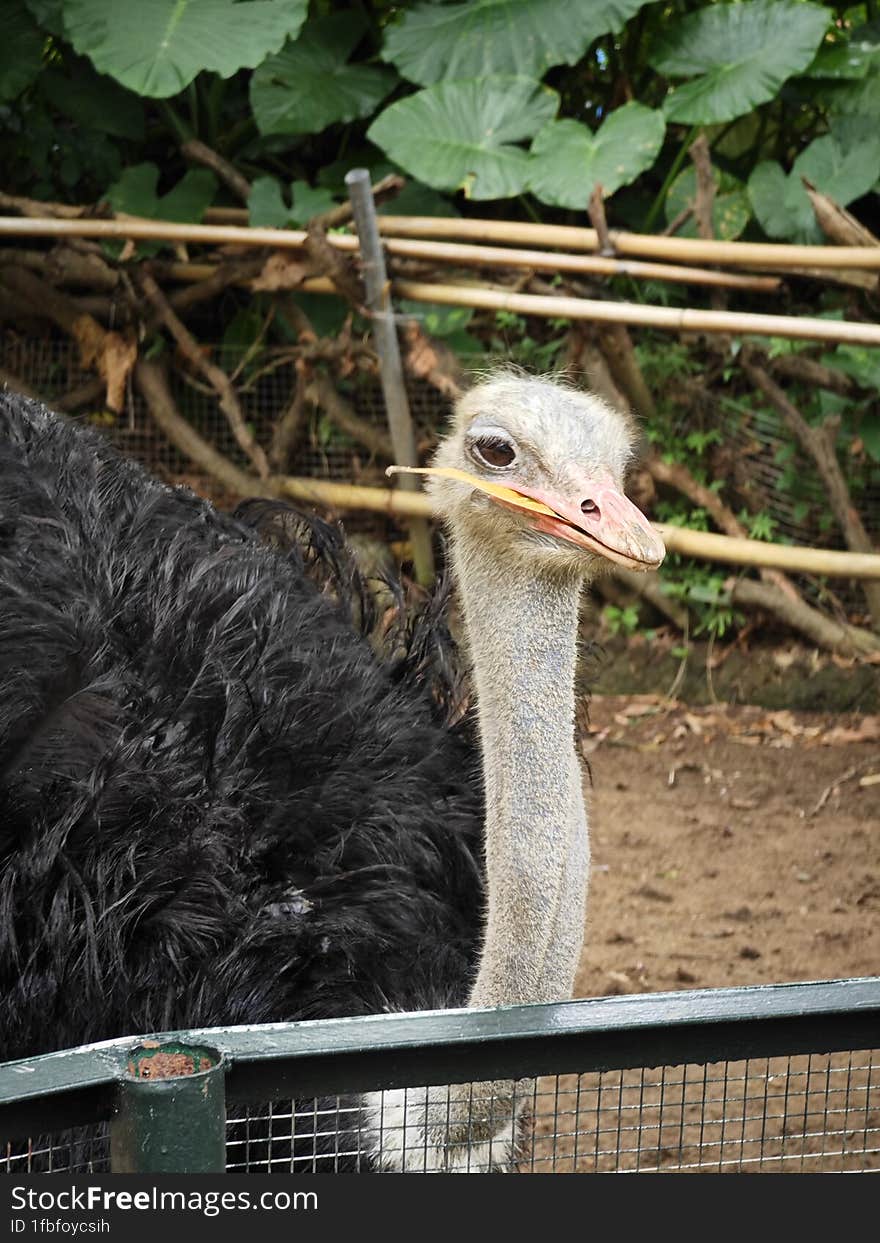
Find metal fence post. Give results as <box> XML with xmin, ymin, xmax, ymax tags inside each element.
<box><xmin>344</xmin><ymin>167</ymin><xmax>436</xmax><ymax>586</ymax></box>
<box><xmin>110</xmin><ymin>1041</ymin><xmax>226</xmax><ymax>1173</ymax></box>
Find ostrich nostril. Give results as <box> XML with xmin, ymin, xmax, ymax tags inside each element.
<box><xmin>581</xmin><ymin>498</ymin><xmax>600</xmax><ymax>518</ymax></box>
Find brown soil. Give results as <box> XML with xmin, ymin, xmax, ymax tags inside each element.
<box><xmin>574</xmin><ymin>695</ymin><xmax>880</xmax><ymax>998</ymax></box>
<box><xmin>524</xmin><ymin>696</ymin><xmax>880</xmax><ymax>1174</ymax></box>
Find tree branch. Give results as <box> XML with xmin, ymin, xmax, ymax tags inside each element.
<box><xmin>181</xmin><ymin>139</ymin><xmax>252</xmax><ymax>205</ymax></box>
<box><xmin>139</xmin><ymin>271</ymin><xmax>270</xmax><ymax>479</ymax></box>
<box><xmin>741</xmin><ymin>352</ymin><xmax>880</xmax><ymax>628</ymax></box>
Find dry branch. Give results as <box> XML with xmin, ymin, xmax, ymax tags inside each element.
<box><xmin>181</xmin><ymin>139</ymin><xmax>252</xmax><ymax>204</ymax></box>
<box><xmin>304</xmin><ymin>373</ymin><xmax>394</xmax><ymax>459</ymax></box>
<box><xmin>647</xmin><ymin>454</ymin><xmax>799</xmax><ymax>602</ymax></box>
<box><xmin>136</xmin><ymin>359</ymin><xmax>274</xmax><ymax>499</ymax></box>
<box><xmin>139</xmin><ymin>272</ymin><xmax>270</xmax><ymax>479</ymax></box>
<box><xmin>767</xmin><ymin>353</ymin><xmax>859</xmax><ymax>396</ymax></box>
<box><xmin>741</xmin><ymin>354</ymin><xmax>880</xmax><ymax>628</ymax></box>
<box><xmin>268</xmin><ymin>366</ymin><xmax>307</xmax><ymax>473</ymax></box>
<box><xmin>726</xmin><ymin>577</ymin><xmax>880</xmax><ymax>658</ymax></box>
<box><xmin>0</xmin><ymin>265</ymin><xmax>135</xmax><ymax>411</ymax></box>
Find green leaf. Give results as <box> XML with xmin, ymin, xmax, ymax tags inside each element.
<box><xmin>382</xmin><ymin>0</ymin><xmax>655</xmax><ymax>86</ymax></box>
<box><xmin>251</xmin><ymin>15</ymin><xmax>397</xmax><ymax>137</ymax></box>
<box><xmin>65</xmin><ymin>0</ymin><xmax>307</xmax><ymax>98</ymax></box>
<box><xmin>248</xmin><ymin>176</ymin><xmax>338</xmax><ymax>228</ymax></box>
<box><xmin>748</xmin><ymin>130</ymin><xmax>880</xmax><ymax>242</ymax></box>
<box><xmin>527</xmin><ymin>103</ymin><xmax>664</xmax><ymax>209</ymax></box>
<box><xmin>24</xmin><ymin>0</ymin><xmax>64</xmax><ymax>32</ymax></box>
<box><xmin>106</xmin><ymin>163</ymin><xmax>216</xmax><ymax>222</ymax></box>
<box><xmin>652</xmin><ymin>0</ymin><xmax>829</xmax><ymax>125</ymax></box>
<box><xmin>806</xmin><ymin>37</ymin><xmax>880</xmax><ymax>81</ymax></box>
<box><xmin>248</xmin><ymin>175</ymin><xmax>289</xmax><ymax>229</ymax></box>
<box><xmin>368</xmin><ymin>77</ymin><xmax>558</xmax><ymax>201</ymax></box>
<box><xmin>398</xmin><ymin>300</ymin><xmax>473</xmax><ymax>338</ymax></box>
<box><xmin>0</xmin><ymin>1</ymin><xmax>44</xmax><ymax>101</ymax></box>
<box><xmin>40</xmin><ymin>61</ymin><xmax>145</xmax><ymax>140</ymax></box>
<box><xmin>862</xmin><ymin>420</ymin><xmax>880</xmax><ymax>462</ymax></box>
<box><xmin>288</xmin><ymin>181</ymin><xmax>336</xmax><ymax>225</ymax></box>
<box><xmin>665</xmin><ymin>166</ymin><xmax>750</xmax><ymax>240</ymax></box>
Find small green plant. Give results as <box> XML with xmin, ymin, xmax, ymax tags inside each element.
<box><xmin>602</xmin><ymin>604</ymin><xmax>641</xmax><ymax>636</ymax></box>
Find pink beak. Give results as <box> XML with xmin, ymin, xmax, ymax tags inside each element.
<box><xmin>506</xmin><ymin>473</ymin><xmax>665</xmax><ymax>571</ymax></box>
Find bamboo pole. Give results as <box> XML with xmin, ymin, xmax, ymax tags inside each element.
<box><xmin>377</xmin><ymin>216</ymin><xmax>880</xmax><ymax>270</ymax></box>
<box><xmin>0</xmin><ymin>214</ymin><xmax>778</xmax><ymax>292</ymax></box>
<box><xmin>155</xmin><ymin>265</ymin><xmax>878</xmax><ymax>346</ymax></box>
<box><xmin>271</xmin><ymin>476</ymin><xmax>880</xmax><ymax>579</ymax></box>
<box><xmin>6</xmin><ymin>217</ymin><xmax>878</xmax><ymax>343</ymax></box>
<box><xmin>389</xmin><ymin>280</ymin><xmax>880</xmax><ymax>346</ymax></box>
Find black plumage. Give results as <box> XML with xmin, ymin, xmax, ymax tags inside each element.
<box><xmin>0</xmin><ymin>391</ymin><xmax>485</xmax><ymax>1065</ymax></box>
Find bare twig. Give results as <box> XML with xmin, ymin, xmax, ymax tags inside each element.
<box><xmin>587</xmin><ymin>184</ymin><xmax>614</xmax><ymax>255</ymax></box>
<box><xmin>689</xmin><ymin>133</ymin><xmax>726</xmax><ymax>313</ymax></box>
<box><xmin>726</xmin><ymin>576</ymin><xmax>880</xmax><ymax>658</ymax></box>
<box><xmin>139</xmin><ymin>271</ymin><xmax>270</xmax><ymax>478</ymax></box>
<box><xmin>741</xmin><ymin>353</ymin><xmax>880</xmax><ymax>628</ymax></box>
<box><xmin>136</xmin><ymin>358</ymin><xmax>273</xmax><ymax>498</ymax></box>
<box><xmin>268</xmin><ymin>363</ymin><xmax>307</xmax><ymax>473</ymax></box>
<box><xmin>305</xmin><ymin>373</ymin><xmax>394</xmax><ymax>459</ymax></box>
<box><xmin>181</xmin><ymin>139</ymin><xmax>252</xmax><ymax>205</ymax></box>
<box><xmin>0</xmin><ymin>265</ymin><xmax>135</xmax><ymax>411</ymax></box>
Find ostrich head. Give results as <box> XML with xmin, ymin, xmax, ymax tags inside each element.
<box><xmin>422</xmin><ymin>372</ymin><xmax>664</xmax><ymax>580</ymax></box>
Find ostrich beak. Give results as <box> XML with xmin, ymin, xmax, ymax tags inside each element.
<box><xmin>386</xmin><ymin>465</ymin><xmax>665</xmax><ymax>571</ymax></box>
<box><xmin>512</xmin><ymin>473</ymin><xmax>666</xmax><ymax>571</ymax></box>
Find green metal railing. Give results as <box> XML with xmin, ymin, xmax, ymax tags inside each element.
<box><xmin>2</xmin><ymin>977</ymin><xmax>879</xmax><ymax>1174</ymax></box>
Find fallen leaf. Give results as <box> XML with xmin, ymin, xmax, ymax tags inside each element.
<box><xmin>859</xmin><ymin>773</ymin><xmax>880</xmax><ymax>787</ymax></box>
<box><xmin>251</xmin><ymin>254</ymin><xmax>312</xmax><ymax>291</ymax></box>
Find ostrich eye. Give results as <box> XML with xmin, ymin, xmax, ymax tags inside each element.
<box><xmin>470</xmin><ymin>437</ymin><xmax>516</xmax><ymax>470</ymax></box>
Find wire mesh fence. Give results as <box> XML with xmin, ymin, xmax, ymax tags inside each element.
<box><xmin>3</xmin><ymin>332</ymin><xmax>878</xmax><ymax>549</ymax></box>
<box><xmin>2</xmin><ymin>981</ymin><xmax>879</xmax><ymax>1175</ymax></box>
<box><xmin>4</xmin><ymin>1051</ymin><xmax>878</xmax><ymax>1175</ymax></box>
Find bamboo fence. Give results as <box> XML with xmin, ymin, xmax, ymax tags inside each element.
<box><xmin>2</xmin><ymin>207</ymin><xmax>879</xmax><ymax>580</ymax></box>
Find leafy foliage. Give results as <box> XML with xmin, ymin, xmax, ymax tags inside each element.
<box><xmin>528</xmin><ymin>103</ymin><xmax>665</xmax><ymax>209</ymax></box>
<box><xmin>65</xmin><ymin>0</ymin><xmax>307</xmax><ymax>97</ymax></box>
<box><xmin>749</xmin><ymin>127</ymin><xmax>880</xmax><ymax>242</ymax></box>
<box><xmin>0</xmin><ymin>1</ymin><xmax>45</xmax><ymax>102</ymax></box>
<box><xmin>652</xmin><ymin>0</ymin><xmax>829</xmax><ymax>124</ymax></box>
<box><xmin>665</xmin><ymin>166</ymin><xmax>750</xmax><ymax>240</ymax></box>
<box><xmin>250</xmin><ymin>16</ymin><xmax>396</xmax><ymax>137</ymax></box>
<box><xmin>367</xmin><ymin>77</ymin><xmax>559</xmax><ymax>200</ymax></box>
<box><xmin>382</xmin><ymin>0</ymin><xmax>655</xmax><ymax>86</ymax></box>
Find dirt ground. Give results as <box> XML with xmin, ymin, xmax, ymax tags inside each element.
<box><xmin>522</xmin><ymin>694</ymin><xmax>880</xmax><ymax>1174</ymax></box>
<box><xmin>573</xmin><ymin>695</ymin><xmax>879</xmax><ymax>998</ymax></box>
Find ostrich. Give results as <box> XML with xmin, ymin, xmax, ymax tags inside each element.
<box><xmin>0</xmin><ymin>373</ymin><xmax>663</xmax><ymax>1171</ymax></box>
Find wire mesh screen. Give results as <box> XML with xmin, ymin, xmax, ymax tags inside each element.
<box><xmin>1</xmin><ymin>1124</ymin><xmax>110</xmax><ymax>1175</ymax></box>
<box><xmin>220</xmin><ymin>1050</ymin><xmax>879</xmax><ymax>1174</ymax></box>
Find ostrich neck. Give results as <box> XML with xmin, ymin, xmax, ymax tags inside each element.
<box><xmin>452</xmin><ymin>531</ymin><xmax>590</xmax><ymax>1010</ymax></box>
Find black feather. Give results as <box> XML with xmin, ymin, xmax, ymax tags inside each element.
<box><xmin>0</xmin><ymin>392</ymin><xmax>485</xmax><ymax>1071</ymax></box>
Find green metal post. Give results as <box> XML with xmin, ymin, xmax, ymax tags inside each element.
<box><xmin>110</xmin><ymin>1041</ymin><xmax>226</xmax><ymax>1173</ymax></box>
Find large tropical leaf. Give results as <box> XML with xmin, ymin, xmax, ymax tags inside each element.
<box><xmin>652</xmin><ymin>0</ymin><xmax>829</xmax><ymax>125</ymax></box>
<box><xmin>64</xmin><ymin>0</ymin><xmax>307</xmax><ymax>98</ymax></box>
<box><xmin>527</xmin><ymin>103</ymin><xmax>664</xmax><ymax>209</ymax></box>
<box><xmin>748</xmin><ymin>129</ymin><xmax>880</xmax><ymax>243</ymax></box>
<box><xmin>382</xmin><ymin>0</ymin><xmax>656</xmax><ymax>86</ymax></box>
<box><xmin>251</xmin><ymin>16</ymin><xmax>397</xmax><ymax>136</ymax></box>
<box><xmin>368</xmin><ymin>78</ymin><xmax>558</xmax><ymax>201</ymax></box>
<box><xmin>0</xmin><ymin>1</ymin><xmax>44</xmax><ymax>101</ymax></box>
